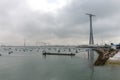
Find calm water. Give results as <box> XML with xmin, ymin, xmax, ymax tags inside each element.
<box><xmin>0</xmin><ymin>53</ymin><xmax>120</xmax><ymax>80</ymax></box>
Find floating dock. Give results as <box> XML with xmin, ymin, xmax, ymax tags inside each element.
<box><xmin>43</xmin><ymin>52</ymin><xmax>75</xmax><ymax>56</ymax></box>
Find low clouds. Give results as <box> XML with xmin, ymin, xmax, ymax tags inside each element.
<box><xmin>0</xmin><ymin>0</ymin><xmax>120</xmax><ymax>45</ymax></box>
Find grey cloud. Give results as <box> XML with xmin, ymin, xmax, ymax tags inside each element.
<box><xmin>0</xmin><ymin>0</ymin><xmax>120</xmax><ymax>44</ymax></box>
<box><xmin>53</xmin><ymin>0</ymin><xmax>120</xmax><ymax>39</ymax></box>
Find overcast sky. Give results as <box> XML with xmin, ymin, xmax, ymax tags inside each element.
<box><xmin>0</xmin><ymin>0</ymin><xmax>120</xmax><ymax>45</ymax></box>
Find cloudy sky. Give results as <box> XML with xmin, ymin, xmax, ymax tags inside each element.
<box><xmin>0</xmin><ymin>0</ymin><xmax>120</xmax><ymax>46</ymax></box>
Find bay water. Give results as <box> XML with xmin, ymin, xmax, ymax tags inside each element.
<box><xmin>0</xmin><ymin>48</ymin><xmax>120</xmax><ymax>80</ymax></box>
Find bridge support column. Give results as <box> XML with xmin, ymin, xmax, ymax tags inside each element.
<box><xmin>86</xmin><ymin>13</ymin><xmax>95</xmax><ymax>60</ymax></box>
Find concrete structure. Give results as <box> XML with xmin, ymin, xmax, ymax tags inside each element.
<box><xmin>86</xmin><ymin>13</ymin><xmax>95</xmax><ymax>45</ymax></box>
<box><xmin>86</xmin><ymin>13</ymin><xmax>95</xmax><ymax>63</ymax></box>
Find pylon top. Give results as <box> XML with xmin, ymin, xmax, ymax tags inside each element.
<box><xmin>86</xmin><ymin>13</ymin><xmax>95</xmax><ymax>16</ymax></box>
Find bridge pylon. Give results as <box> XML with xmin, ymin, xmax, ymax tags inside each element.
<box><xmin>86</xmin><ymin>13</ymin><xmax>95</xmax><ymax>61</ymax></box>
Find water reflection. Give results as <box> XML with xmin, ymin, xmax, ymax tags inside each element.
<box><xmin>42</xmin><ymin>54</ymin><xmax>74</xmax><ymax>60</ymax></box>
<box><xmin>42</xmin><ymin>54</ymin><xmax>46</xmax><ymax>59</ymax></box>
<box><xmin>90</xmin><ymin>64</ymin><xmax>94</xmax><ymax>80</ymax></box>
<box><xmin>88</xmin><ymin>49</ymin><xmax>94</xmax><ymax>80</ymax></box>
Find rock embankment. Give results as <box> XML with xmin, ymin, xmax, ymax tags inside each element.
<box><xmin>94</xmin><ymin>48</ymin><xmax>119</xmax><ymax>66</ymax></box>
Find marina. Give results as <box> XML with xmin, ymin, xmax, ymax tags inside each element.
<box><xmin>0</xmin><ymin>46</ymin><xmax>120</xmax><ymax>80</ymax></box>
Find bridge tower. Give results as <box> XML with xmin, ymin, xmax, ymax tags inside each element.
<box><xmin>24</xmin><ymin>38</ymin><xmax>26</xmax><ymax>46</ymax></box>
<box><xmin>86</xmin><ymin>13</ymin><xmax>95</xmax><ymax>45</ymax></box>
<box><xmin>86</xmin><ymin>13</ymin><xmax>95</xmax><ymax>62</ymax></box>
